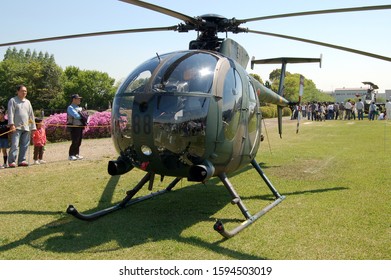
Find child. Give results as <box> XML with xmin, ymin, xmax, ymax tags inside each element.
<box><xmin>0</xmin><ymin>107</ymin><xmax>10</xmax><ymax>168</ymax></box>
<box><xmin>32</xmin><ymin>118</ymin><xmax>47</xmax><ymax>164</ymax></box>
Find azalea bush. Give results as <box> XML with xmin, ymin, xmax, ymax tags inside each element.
<box><xmin>83</xmin><ymin>111</ymin><xmax>111</xmax><ymax>139</ymax></box>
<box><xmin>44</xmin><ymin>113</ymin><xmax>69</xmax><ymax>142</ymax></box>
<box><xmin>44</xmin><ymin>111</ymin><xmax>111</xmax><ymax>142</ymax></box>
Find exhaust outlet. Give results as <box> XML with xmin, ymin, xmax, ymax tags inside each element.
<box><xmin>108</xmin><ymin>156</ymin><xmax>134</xmax><ymax>176</ymax></box>
<box><xmin>188</xmin><ymin>160</ymin><xmax>215</xmax><ymax>182</ymax></box>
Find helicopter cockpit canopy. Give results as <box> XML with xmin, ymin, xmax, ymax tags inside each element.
<box><xmin>120</xmin><ymin>50</ymin><xmax>218</xmax><ymax>95</ymax></box>
<box><xmin>152</xmin><ymin>51</ymin><xmax>217</xmax><ymax>94</ymax></box>
<box><xmin>111</xmin><ymin>50</ymin><xmax>222</xmax><ymax>172</ymax></box>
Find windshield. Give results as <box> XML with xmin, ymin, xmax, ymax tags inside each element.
<box><xmin>111</xmin><ymin>51</ymin><xmax>217</xmax><ymax>163</ymax></box>
<box><xmin>152</xmin><ymin>51</ymin><xmax>218</xmax><ymax>94</ymax></box>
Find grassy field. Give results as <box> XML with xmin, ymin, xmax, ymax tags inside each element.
<box><xmin>0</xmin><ymin>118</ymin><xmax>390</xmax><ymax>260</ymax></box>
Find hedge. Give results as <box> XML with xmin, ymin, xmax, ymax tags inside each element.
<box><xmin>44</xmin><ymin>111</ymin><xmax>111</xmax><ymax>142</ymax></box>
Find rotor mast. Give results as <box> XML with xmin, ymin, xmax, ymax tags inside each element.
<box><xmin>186</xmin><ymin>14</ymin><xmax>246</xmax><ymax>52</ymax></box>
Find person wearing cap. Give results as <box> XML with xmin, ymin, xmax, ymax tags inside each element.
<box><xmin>7</xmin><ymin>85</ymin><xmax>36</xmax><ymax>167</ymax></box>
<box><xmin>67</xmin><ymin>94</ymin><xmax>84</xmax><ymax>161</ymax></box>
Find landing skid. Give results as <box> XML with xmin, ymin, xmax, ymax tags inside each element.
<box><xmin>67</xmin><ymin>159</ymin><xmax>284</xmax><ymax>239</ymax></box>
<box><xmin>213</xmin><ymin>159</ymin><xmax>285</xmax><ymax>238</ymax></box>
<box><xmin>66</xmin><ymin>173</ymin><xmax>181</xmax><ymax>221</ymax></box>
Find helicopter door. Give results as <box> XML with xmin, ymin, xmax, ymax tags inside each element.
<box><xmin>247</xmin><ymin>79</ymin><xmax>260</xmax><ymax>156</ymax></box>
<box><xmin>221</xmin><ymin>67</ymin><xmax>243</xmax><ymax>141</ymax></box>
<box><xmin>219</xmin><ymin>65</ymin><xmax>245</xmax><ymax>170</ymax></box>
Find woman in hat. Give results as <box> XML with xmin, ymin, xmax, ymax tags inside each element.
<box><xmin>67</xmin><ymin>94</ymin><xmax>85</xmax><ymax>161</ymax></box>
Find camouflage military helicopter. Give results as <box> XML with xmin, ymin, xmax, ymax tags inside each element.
<box><xmin>1</xmin><ymin>0</ymin><xmax>390</xmax><ymax>238</ymax></box>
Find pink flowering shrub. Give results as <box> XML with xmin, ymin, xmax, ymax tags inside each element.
<box><xmin>44</xmin><ymin>113</ymin><xmax>69</xmax><ymax>142</ymax></box>
<box><xmin>44</xmin><ymin>111</ymin><xmax>112</xmax><ymax>142</ymax></box>
<box><xmin>83</xmin><ymin>111</ymin><xmax>111</xmax><ymax>139</ymax></box>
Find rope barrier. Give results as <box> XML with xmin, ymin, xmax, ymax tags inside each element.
<box><xmin>0</xmin><ymin>118</ymin><xmax>112</xmax><ymax>168</ymax></box>
<box><xmin>0</xmin><ymin>123</ymin><xmax>111</xmax><ymax>137</ymax></box>
<box><xmin>0</xmin><ymin>127</ymin><xmax>16</xmax><ymax>137</ymax></box>
<box><xmin>45</xmin><ymin>123</ymin><xmax>111</xmax><ymax>128</ymax></box>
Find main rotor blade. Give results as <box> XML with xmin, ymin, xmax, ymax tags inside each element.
<box><xmin>237</xmin><ymin>5</ymin><xmax>391</xmax><ymax>23</ymax></box>
<box><xmin>0</xmin><ymin>26</ymin><xmax>178</xmax><ymax>47</ymax></box>
<box><xmin>248</xmin><ymin>29</ymin><xmax>391</xmax><ymax>62</ymax></box>
<box><xmin>119</xmin><ymin>0</ymin><xmax>199</xmax><ymax>25</ymax></box>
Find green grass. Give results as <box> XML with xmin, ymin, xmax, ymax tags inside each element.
<box><xmin>0</xmin><ymin>119</ymin><xmax>390</xmax><ymax>260</ymax></box>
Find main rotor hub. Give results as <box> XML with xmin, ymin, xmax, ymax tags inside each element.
<box><xmin>185</xmin><ymin>14</ymin><xmax>245</xmax><ymax>51</ymax></box>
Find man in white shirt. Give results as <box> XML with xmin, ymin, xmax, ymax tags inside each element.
<box><xmin>327</xmin><ymin>103</ymin><xmax>334</xmax><ymax>120</ymax></box>
<box><xmin>356</xmin><ymin>98</ymin><xmax>364</xmax><ymax>120</ymax></box>
<box><xmin>385</xmin><ymin>99</ymin><xmax>391</xmax><ymax>120</ymax></box>
<box><xmin>344</xmin><ymin>100</ymin><xmax>353</xmax><ymax>120</ymax></box>
<box><xmin>7</xmin><ymin>85</ymin><xmax>36</xmax><ymax>167</ymax></box>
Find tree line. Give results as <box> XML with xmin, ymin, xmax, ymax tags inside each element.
<box><xmin>251</xmin><ymin>70</ymin><xmax>333</xmax><ymax>103</ymax></box>
<box><xmin>0</xmin><ymin>47</ymin><xmax>332</xmax><ymax>114</ymax></box>
<box><xmin>0</xmin><ymin>47</ymin><xmax>117</xmax><ymax>114</ymax></box>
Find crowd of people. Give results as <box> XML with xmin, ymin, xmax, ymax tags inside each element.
<box><xmin>291</xmin><ymin>99</ymin><xmax>391</xmax><ymax>122</ymax></box>
<box><xmin>0</xmin><ymin>85</ymin><xmax>86</xmax><ymax>169</ymax></box>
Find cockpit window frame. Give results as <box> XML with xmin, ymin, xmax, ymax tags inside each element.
<box><xmin>151</xmin><ymin>51</ymin><xmax>219</xmax><ymax>95</ymax></box>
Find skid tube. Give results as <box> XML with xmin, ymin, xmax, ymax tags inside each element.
<box><xmin>66</xmin><ymin>173</ymin><xmax>181</xmax><ymax>221</ymax></box>
<box><xmin>213</xmin><ymin>159</ymin><xmax>285</xmax><ymax>238</ymax></box>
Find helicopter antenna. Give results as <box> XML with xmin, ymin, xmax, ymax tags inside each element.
<box><xmin>156</xmin><ymin>52</ymin><xmax>161</xmax><ymax>61</ymax></box>
<box><xmin>277</xmin><ymin>63</ymin><xmax>286</xmax><ymax>139</ymax></box>
<box><xmin>262</xmin><ymin>118</ymin><xmax>273</xmax><ymax>155</ymax></box>
<box><xmin>296</xmin><ymin>75</ymin><xmax>305</xmax><ymax>134</ymax></box>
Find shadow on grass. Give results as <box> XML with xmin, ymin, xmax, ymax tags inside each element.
<box><xmin>283</xmin><ymin>186</ymin><xmax>349</xmax><ymax>196</ymax></box>
<box><xmin>242</xmin><ymin>186</ymin><xmax>350</xmax><ymax>201</ymax></box>
<box><xmin>0</xmin><ymin>161</ymin><xmax>350</xmax><ymax>260</ymax></box>
<box><xmin>0</xmin><ymin>210</ymin><xmax>63</xmax><ymax>215</ymax></box>
<box><xmin>0</xmin><ymin>174</ymin><xmax>267</xmax><ymax>259</ymax></box>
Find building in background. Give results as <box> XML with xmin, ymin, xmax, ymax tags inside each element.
<box><xmin>331</xmin><ymin>81</ymin><xmax>390</xmax><ymax>104</ymax></box>
<box><xmin>385</xmin><ymin>90</ymin><xmax>391</xmax><ymax>101</ymax></box>
<box><xmin>332</xmin><ymin>87</ymin><xmax>368</xmax><ymax>103</ymax></box>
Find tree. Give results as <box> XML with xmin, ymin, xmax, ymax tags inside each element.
<box><xmin>269</xmin><ymin>69</ymin><xmax>282</xmax><ymax>82</ymax></box>
<box><xmin>0</xmin><ymin>47</ymin><xmax>63</xmax><ymax>109</ymax></box>
<box><xmin>267</xmin><ymin>69</ymin><xmax>291</xmax><ymax>93</ymax></box>
<box><xmin>249</xmin><ymin>73</ymin><xmax>263</xmax><ymax>84</ymax></box>
<box><xmin>264</xmin><ymin>80</ymin><xmax>271</xmax><ymax>89</ymax></box>
<box><xmin>63</xmin><ymin>66</ymin><xmax>116</xmax><ymax>110</ymax></box>
<box><xmin>0</xmin><ymin>47</ymin><xmax>118</xmax><ymax>112</ymax></box>
<box><xmin>262</xmin><ymin>68</ymin><xmax>334</xmax><ymax>103</ymax></box>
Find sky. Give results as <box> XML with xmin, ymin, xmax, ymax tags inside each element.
<box><xmin>1</xmin><ymin>0</ymin><xmax>390</xmax><ymax>93</ymax></box>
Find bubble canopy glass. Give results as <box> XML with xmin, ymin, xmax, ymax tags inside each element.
<box><xmin>111</xmin><ymin>51</ymin><xmax>218</xmax><ymax>169</ymax></box>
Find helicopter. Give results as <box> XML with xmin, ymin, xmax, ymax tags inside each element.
<box><xmin>1</xmin><ymin>0</ymin><xmax>390</xmax><ymax>238</ymax></box>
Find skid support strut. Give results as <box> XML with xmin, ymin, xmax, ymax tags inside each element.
<box><xmin>67</xmin><ymin>173</ymin><xmax>181</xmax><ymax>221</ymax></box>
<box><xmin>213</xmin><ymin>159</ymin><xmax>285</xmax><ymax>238</ymax></box>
